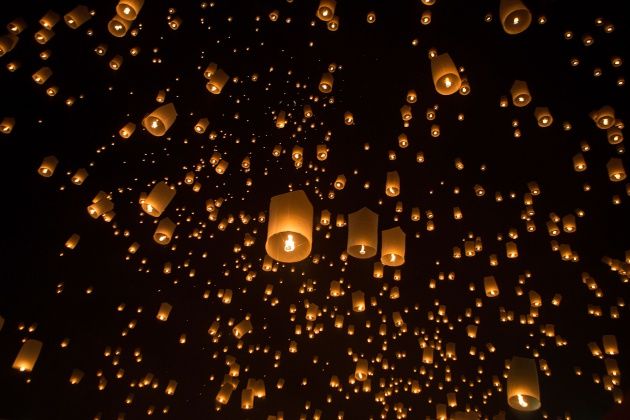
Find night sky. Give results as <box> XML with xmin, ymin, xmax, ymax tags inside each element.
<box><xmin>0</xmin><ymin>0</ymin><xmax>629</xmax><ymax>419</ymax></box>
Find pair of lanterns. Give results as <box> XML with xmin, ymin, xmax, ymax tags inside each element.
<box><xmin>264</xmin><ymin>191</ymin><xmax>405</xmax><ymax>265</ymax></box>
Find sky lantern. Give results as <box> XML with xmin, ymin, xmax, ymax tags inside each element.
<box><xmin>347</xmin><ymin>207</ymin><xmax>378</xmax><ymax>259</ymax></box>
<box><xmin>265</xmin><ymin>190</ymin><xmax>313</xmax><ymax>263</ymax></box>
<box><xmin>507</xmin><ymin>356</ymin><xmax>541</xmax><ymax>411</ymax></box>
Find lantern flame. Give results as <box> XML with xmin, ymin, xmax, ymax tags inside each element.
<box><xmin>284</xmin><ymin>234</ymin><xmax>295</xmax><ymax>252</ymax></box>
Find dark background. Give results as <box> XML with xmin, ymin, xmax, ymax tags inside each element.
<box><xmin>0</xmin><ymin>0</ymin><xmax>629</xmax><ymax>419</ymax></box>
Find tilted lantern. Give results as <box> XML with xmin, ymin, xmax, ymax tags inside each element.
<box><xmin>116</xmin><ymin>0</ymin><xmax>144</xmax><ymax>20</ymax></box>
<box><xmin>316</xmin><ymin>0</ymin><xmax>336</xmax><ymax>21</ymax></box>
<box><xmin>142</xmin><ymin>103</ymin><xmax>177</xmax><ymax>137</ymax></box>
<box><xmin>141</xmin><ymin>181</ymin><xmax>176</xmax><ymax>217</ymax></box>
<box><xmin>431</xmin><ymin>53</ymin><xmax>461</xmax><ymax>95</ymax></box>
<box><xmin>12</xmin><ymin>339</ymin><xmax>43</xmax><ymax>372</ymax></box>
<box><xmin>156</xmin><ymin>302</ymin><xmax>172</xmax><ymax>321</ymax></box>
<box><xmin>381</xmin><ymin>227</ymin><xmax>405</xmax><ymax>266</ymax></box>
<box><xmin>265</xmin><ymin>190</ymin><xmax>313</xmax><ymax>263</ymax></box>
<box><xmin>352</xmin><ymin>290</ymin><xmax>366</xmax><ymax>312</ymax></box>
<box><xmin>499</xmin><ymin>0</ymin><xmax>532</xmax><ymax>35</ymax></box>
<box><xmin>38</xmin><ymin>155</ymin><xmax>58</xmax><ymax>177</ymax></box>
<box><xmin>206</xmin><ymin>69</ymin><xmax>229</xmax><ymax>94</ymax></box>
<box><xmin>347</xmin><ymin>207</ymin><xmax>378</xmax><ymax>259</ymax></box>
<box><xmin>507</xmin><ymin>356</ymin><xmax>541</xmax><ymax>411</ymax></box>
<box><xmin>108</xmin><ymin>15</ymin><xmax>132</xmax><ymax>37</ymax></box>
<box><xmin>64</xmin><ymin>5</ymin><xmax>92</xmax><ymax>29</ymax></box>
<box><xmin>154</xmin><ymin>218</ymin><xmax>176</xmax><ymax>245</ymax></box>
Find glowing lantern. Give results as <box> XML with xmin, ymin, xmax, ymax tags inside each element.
<box><xmin>327</xmin><ymin>16</ymin><xmax>339</xmax><ymax>31</ymax></box>
<box><xmin>385</xmin><ymin>171</ymin><xmax>400</xmax><ymax>197</ymax></box>
<box><xmin>87</xmin><ymin>193</ymin><xmax>114</xmax><ymax>219</ymax></box>
<box><xmin>12</xmin><ymin>339</ymin><xmax>43</xmax><ymax>372</ymax></box>
<box><xmin>206</xmin><ymin>69</ymin><xmax>229</xmax><ymax>94</ymax></box>
<box><xmin>316</xmin><ymin>0</ymin><xmax>336</xmax><ymax>21</ymax></box>
<box><xmin>233</xmin><ymin>319</ymin><xmax>253</xmax><ymax>338</ymax></box>
<box><xmin>265</xmin><ymin>190</ymin><xmax>313</xmax><ymax>263</ymax></box>
<box><xmin>138</xmin><ymin>107</ymin><xmax>175</xmax><ymax>138</ymax></box>
<box><xmin>334</xmin><ymin>175</ymin><xmax>346</xmax><ymax>190</ymax></box>
<box><xmin>381</xmin><ymin>227</ymin><xmax>405</xmax><ymax>266</ymax></box>
<box><xmin>506</xmin><ymin>241</ymin><xmax>518</xmax><ymax>258</ymax></box>
<box><xmin>347</xmin><ymin>207</ymin><xmax>378</xmax><ymax>259</ymax></box>
<box><xmin>65</xmin><ymin>234</ymin><xmax>80</xmax><ymax>249</ymax></box>
<box><xmin>0</xmin><ymin>117</ymin><xmax>15</xmax><ymax>134</ymax></box>
<box><xmin>319</xmin><ymin>72</ymin><xmax>334</xmax><ymax>93</ymax></box>
<box><xmin>400</xmin><ymin>105</ymin><xmax>412</xmax><ymax>121</ymax></box>
<box><xmin>34</xmin><ymin>29</ymin><xmax>54</xmax><ymax>45</ymax></box>
<box><xmin>534</xmin><ymin>107</ymin><xmax>553</xmax><ymax>127</ymax></box>
<box><xmin>507</xmin><ymin>356</ymin><xmax>541</xmax><ymax>411</ymax></box>
<box><xmin>38</xmin><ymin>155</ymin><xmax>58</xmax><ymax>177</ymax></box>
<box><xmin>431</xmin><ymin>53</ymin><xmax>461</xmax><ymax>95</ymax></box>
<box><xmin>71</xmin><ymin>168</ymin><xmax>88</xmax><ymax>185</ymax></box>
<box><xmin>142</xmin><ymin>182</ymin><xmax>175</xmax><ymax>217</ymax></box>
<box><xmin>0</xmin><ymin>34</ymin><xmax>18</xmax><ymax>57</ymax></box>
<box><xmin>590</xmin><ymin>106</ymin><xmax>615</xmax><ymax>129</ymax></box>
<box><xmin>275</xmin><ymin>111</ymin><xmax>287</xmax><ymax>128</ymax></box>
<box><xmin>499</xmin><ymin>0</ymin><xmax>532</xmax><ymax>34</ymax></box>
<box><xmin>511</xmin><ymin>80</ymin><xmax>531</xmax><ymax>107</ymax></box>
<box><xmin>352</xmin><ymin>291</ymin><xmax>366</xmax><ymax>312</ymax></box>
<box><xmin>154</xmin><ymin>218</ymin><xmax>176</xmax><ymax>245</ymax></box>
<box><xmin>166</xmin><ymin>380</ymin><xmax>177</xmax><ymax>395</ymax></box>
<box><xmin>607</xmin><ymin>158</ymin><xmax>626</xmax><ymax>181</ymax></box>
<box><xmin>156</xmin><ymin>302</ymin><xmax>172</xmax><ymax>321</ymax></box>
<box><xmin>32</xmin><ymin>67</ymin><xmax>52</xmax><ymax>84</ymax></box>
<box><xmin>607</xmin><ymin>127</ymin><xmax>624</xmax><ymax>144</ymax></box>
<box><xmin>573</xmin><ymin>153</ymin><xmax>587</xmax><ymax>172</ymax></box>
<box><xmin>355</xmin><ymin>359</ymin><xmax>368</xmax><ymax>381</ymax></box>
<box><xmin>64</xmin><ymin>5</ymin><xmax>91</xmax><ymax>29</ymax></box>
<box><xmin>116</xmin><ymin>0</ymin><xmax>144</xmax><ymax>20</ymax></box>
<box><xmin>108</xmin><ymin>15</ymin><xmax>131</xmax><ymax>37</ymax></box>
<box><xmin>119</xmin><ymin>122</ymin><xmax>136</xmax><ymax>138</ymax></box>
<box><xmin>484</xmin><ymin>276</ymin><xmax>499</xmax><ymax>297</ymax></box>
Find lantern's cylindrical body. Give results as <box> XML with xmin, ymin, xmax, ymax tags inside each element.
<box><xmin>381</xmin><ymin>227</ymin><xmax>405</xmax><ymax>266</ymax></box>
<box><xmin>157</xmin><ymin>302</ymin><xmax>172</xmax><ymax>321</ymax></box>
<box><xmin>534</xmin><ymin>107</ymin><xmax>552</xmax><ymax>127</ymax></box>
<box><xmin>319</xmin><ymin>72</ymin><xmax>334</xmax><ymax>93</ymax></box>
<box><xmin>607</xmin><ymin>158</ymin><xmax>626</xmax><ymax>181</ymax></box>
<box><xmin>64</xmin><ymin>5</ymin><xmax>92</xmax><ymax>29</ymax></box>
<box><xmin>13</xmin><ymin>339</ymin><xmax>43</xmax><ymax>372</ymax></box>
<box><xmin>38</xmin><ymin>155</ymin><xmax>58</xmax><ymax>177</ymax></box>
<box><xmin>385</xmin><ymin>171</ymin><xmax>400</xmax><ymax>197</ymax></box>
<box><xmin>120</xmin><ymin>122</ymin><xmax>136</xmax><ymax>138</ymax></box>
<box><xmin>34</xmin><ymin>29</ymin><xmax>54</xmax><ymax>45</ymax></box>
<box><xmin>71</xmin><ymin>168</ymin><xmax>88</xmax><ymax>185</ymax></box>
<box><xmin>87</xmin><ymin>195</ymin><xmax>114</xmax><ymax>219</ymax></box>
<box><xmin>355</xmin><ymin>358</ymin><xmax>368</xmax><ymax>381</ymax></box>
<box><xmin>108</xmin><ymin>15</ymin><xmax>131</xmax><ymax>37</ymax></box>
<box><xmin>265</xmin><ymin>190</ymin><xmax>313</xmax><ymax>263</ymax></box>
<box><xmin>484</xmin><ymin>276</ymin><xmax>499</xmax><ymax>297</ymax></box>
<box><xmin>316</xmin><ymin>0</ymin><xmax>336</xmax><ymax>21</ymax></box>
<box><xmin>431</xmin><ymin>53</ymin><xmax>461</xmax><ymax>95</ymax></box>
<box><xmin>352</xmin><ymin>290</ymin><xmax>365</xmax><ymax>312</ymax></box>
<box><xmin>0</xmin><ymin>34</ymin><xmax>19</xmax><ymax>56</ymax></box>
<box><xmin>499</xmin><ymin>0</ymin><xmax>532</xmax><ymax>35</ymax></box>
<box><xmin>142</xmin><ymin>103</ymin><xmax>177</xmax><ymax>137</ymax></box>
<box><xmin>116</xmin><ymin>0</ymin><xmax>144</xmax><ymax>20</ymax></box>
<box><xmin>32</xmin><ymin>67</ymin><xmax>52</xmax><ymax>84</ymax></box>
<box><xmin>142</xmin><ymin>181</ymin><xmax>176</xmax><ymax>217</ymax></box>
<box><xmin>39</xmin><ymin>11</ymin><xmax>60</xmax><ymax>29</ymax></box>
<box><xmin>206</xmin><ymin>69</ymin><xmax>229</xmax><ymax>94</ymax></box>
<box><xmin>347</xmin><ymin>207</ymin><xmax>378</xmax><ymax>259</ymax></box>
<box><xmin>154</xmin><ymin>217</ymin><xmax>176</xmax><ymax>245</ymax></box>
<box><xmin>233</xmin><ymin>319</ymin><xmax>253</xmax><ymax>338</ymax></box>
<box><xmin>511</xmin><ymin>80</ymin><xmax>531</xmax><ymax>107</ymax></box>
<box><xmin>241</xmin><ymin>388</ymin><xmax>254</xmax><ymax>409</ymax></box>
<box><xmin>507</xmin><ymin>356</ymin><xmax>541</xmax><ymax>411</ymax></box>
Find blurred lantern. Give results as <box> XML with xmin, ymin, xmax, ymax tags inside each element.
<box><xmin>385</xmin><ymin>171</ymin><xmax>400</xmax><ymax>197</ymax></box>
<box><xmin>354</xmin><ymin>359</ymin><xmax>368</xmax><ymax>381</ymax></box>
<box><xmin>381</xmin><ymin>227</ymin><xmax>405</xmax><ymax>266</ymax></box>
<box><xmin>431</xmin><ymin>53</ymin><xmax>461</xmax><ymax>95</ymax></box>
<box><xmin>607</xmin><ymin>158</ymin><xmax>626</xmax><ymax>181</ymax></box>
<box><xmin>507</xmin><ymin>356</ymin><xmax>541</xmax><ymax>411</ymax></box>
<box><xmin>108</xmin><ymin>15</ymin><xmax>131</xmax><ymax>37</ymax></box>
<box><xmin>12</xmin><ymin>339</ymin><xmax>43</xmax><ymax>372</ymax></box>
<box><xmin>319</xmin><ymin>72</ymin><xmax>334</xmax><ymax>93</ymax></box>
<box><xmin>142</xmin><ymin>182</ymin><xmax>176</xmax><ymax>217</ymax></box>
<box><xmin>116</xmin><ymin>0</ymin><xmax>144</xmax><ymax>20</ymax></box>
<box><xmin>511</xmin><ymin>80</ymin><xmax>531</xmax><ymax>107</ymax></box>
<box><xmin>38</xmin><ymin>155</ymin><xmax>58</xmax><ymax>177</ymax></box>
<box><xmin>0</xmin><ymin>34</ymin><xmax>19</xmax><ymax>56</ymax></box>
<box><xmin>233</xmin><ymin>319</ymin><xmax>253</xmax><ymax>338</ymax></box>
<box><xmin>352</xmin><ymin>290</ymin><xmax>366</xmax><ymax>312</ymax></box>
<box><xmin>590</xmin><ymin>106</ymin><xmax>615</xmax><ymax>129</ymax></box>
<box><xmin>156</xmin><ymin>302</ymin><xmax>172</xmax><ymax>321</ymax></box>
<box><xmin>265</xmin><ymin>190</ymin><xmax>313</xmax><ymax>263</ymax></box>
<box><xmin>71</xmin><ymin>168</ymin><xmax>88</xmax><ymax>185</ymax></box>
<box><xmin>484</xmin><ymin>276</ymin><xmax>499</xmax><ymax>297</ymax></box>
<box><xmin>534</xmin><ymin>107</ymin><xmax>553</xmax><ymax>127</ymax></box>
<box><xmin>316</xmin><ymin>0</ymin><xmax>336</xmax><ymax>21</ymax></box>
<box><xmin>499</xmin><ymin>0</ymin><xmax>532</xmax><ymax>34</ymax></box>
<box><xmin>64</xmin><ymin>5</ymin><xmax>92</xmax><ymax>29</ymax></box>
<box><xmin>206</xmin><ymin>69</ymin><xmax>229</xmax><ymax>94</ymax></box>
<box><xmin>142</xmin><ymin>103</ymin><xmax>177</xmax><ymax>136</ymax></box>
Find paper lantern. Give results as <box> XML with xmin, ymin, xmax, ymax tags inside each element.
<box><xmin>431</xmin><ymin>53</ymin><xmax>461</xmax><ymax>95</ymax></box>
<box><xmin>334</xmin><ymin>175</ymin><xmax>346</xmax><ymax>190</ymax></box>
<box><xmin>590</xmin><ymin>105</ymin><xmax>615</xmax><ymax>129</ymax></box>
<box><xmin>142</xmin><ymin>103</ymin><xmax>177</xmax><ymax>137</ymax></box>
<box><xmin>292</xmin><ymin>145</ymin><xmax>303</xmax><ymax>161</ymax></box>
<box><xmin>166</xmin><ymin>379</ymin><xmax>177</xmax><ymax>395</ymax></box>
<box><xmin>603</xmin><ymin>335</ymin><xmax>618</xmax><ymax>355</ymax></box>
<box><xmin>0</xmin><ymin>34</ymin><xmax>19</xmax><ymax>57</ymax></box>
<box><xmin>347</xmin><ymin>207</ymin><xmax>378</xmax><ymax>258</ymax></box>
<box><xmin>573</xmin><ymin>153</ymin><xmax>587</xmax><ymax>172</ymax></box>
<box><xmin>241</xmin><ymin>388</ymin><xmax>254</xmax><ymax>409</ymax></box>
<box><xmin>534</xmin><ymin>107</ymin><xmax>553</xmax><ymax>127</ymax></box>
<box><xmin>0</xmin><ymin>117</ymin><xmax>15</xmax><ymax>134</ymax></box>
<box><xmin>511</xmin><ymin>80</ymin><xmax>531</xmax><ymax>107</ymax></box>
<box><xmin>39</xmin><ymin>11</ymin><xmax>60</xmax><ymax>29</ymax></box>
<box><xmin>319</xmin><ymin>72</ymin><xmax>334</xmax><ymax>93</ymax></box>
<box><xmin>265</xmin><ymin>190</ymin><xmax>313</xmax><ymax>263</ymax></box>
<box><xmin>216</xmin><ymin>383</ymin><xmax>234</xmax><ymax>404</ymax></box>
<box><xmin>206</xmin><ymin>69</ymin><xmax>229</xmax><ymax>94</ymax></box>
<box><xmin>316</xmin><ymin>0</ymin><xmax>336</xmax><ymax>21</ymax></box>
<box><xmin>373</xmin><ymin>262</ymin><xmax>384</xmax><ymax>278</ymax></box>
<box><xmin>142</xmin><ymin>181</ymin><xmax>176</xmax><ymax>217</ymax></box>
<box><xmin>65</xmin><ymin>234</ymin><xmax>80</xmax><ymax>249</ymax></box>
<box><xmin>64</xmin><ymin>5</ymin><xmax>92</xmax><ymax>29</ymax></box>
<box><xmin>381</xmin><ymin>227</ymin><xmax>405</xmax><ymax>266</ymax></box>
<box><xmin>108</xmin><ymin>15</ymin><xmax>132</xmax><ymax>37</ymax></box>
<box><xmin>154</xmin><ymin>218</ymin><xmax>176</xmax><ymax>245</ymax></box>
<box><xmin>506</xmin><ymin>241</ymin><xmax>518</xmax><ymax>258</ymax></box>
<box><xmin>275</xmin><ymin>111</ymin><xmax>287</xmax><ymax>128</ymax></box>
<box><xmin>34</xmin><ymin>29</ymin><xmax>54</xmax><ymax>45</ymax></box>
<box><xmin>69</xmin><ymin>369</ymin><xmax>84</xmax><ymax>384</ymax></box>
<box><xmin>119</xmin><ymin>122</ymin><xmax>136</xmax><ymax>138</ymax></box>
<box><xmin>304</xmin><ymin>105</ymin><xmax>313</xmax><ymax>118</ymax></box>
<box><xmin>607</xmin><ymin>158</ymin><xmax>626</xmax><ymax>181</ymax></box>
<box><xmin>12</xmin><ymin>339</ymin><xmax>43</xmax><ymax>372</ymax></box>
<box><xmin>354</xmin><ymin>358</ymin><xmax>368</xmax><ymax>381</ymax></box>
<box><xmin>71</xmin><ymin>168</ymin><xmax>88</xmax><ymax>185</ymax></box>
<box><xmin>385</xmin><ymin>171</ymin><xmax>400</xmax><ymax>197</ymax></box>
<box><xmin>484</xmin><ymin>276</ymin><xmax>499</xmax><ymax>297</ymax></box>
<box><xmin>499</xmin><ymin>0</ymin><xmax>532</xmax><ymax>34</ymax></box>
<box><xmin>400</xmin><ymin>105</ymin><xmax>412</xmax><ymax>121</ymax></box>
<box><xmin>156</xmin><ymin>302</ymin><xmax>172</xmax><ymax>321</ymax></box>
<box><xmin>32</xmin><ymin>67</ymin><xmax>52</xmax><ymax>85</ymax></box>
<box><xmin>422</xmin><ymin>347</ymin><xmax>434</xmax><ymax>364</ymax></box>
<box><xmin>87</xmin><ymin>193</ymin><xmax>114</xmax><ymax>219</ymax></box>
<box><xmin>327</xmin><ymin>16</ymin><xmax>339</xmax><ymax>31</ymax></box>
<box><xmin>215</xmin><ymin>160</ymin><xmax>229</xmax><ymax>174</ymax></box>
<box><xmin>607</xmin><ymin>127</ymin><xmax>624</xmax><ymax>144</ymax></box>
<box><xmin>109</xmin><ymin>55</ymin><xmax>123</xmax><ymax>70</ymax></box>
<box><xmin>233</xmin><ymin>319</ymin><xmax>253</xmax><ymax>338</ymax></box>
<box><xmin>352</xmin><ymin>290</ymin><xmax>365</xmax><ymax>312</ymax></box>
<box><xmin>116</xmin><ymin>0</ymin><xmax>144</xmax><ymax>20</ymax></box>
<box><xmin>38</xmin><ymin>155</ymin><xmax>58</xmax><ymax>177</ymax></box>
<box><xmin>507</xmin><ymin>356</ymin><xmax>541</xmax><ymax>411</ymax></box>
<box><xmin>203</xmin><ymin>62</ymin><xmax>218</xmax><ymax>79</ymax></box>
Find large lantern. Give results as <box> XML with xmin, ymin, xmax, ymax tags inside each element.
<box><xmin>347</xmin><ymin>207</ymin><xmax>378</xmax><ymax>259</ymax></box>
<box><xmin>507</xmin><ymin>356</ymin><xmax>541</xmax><ymax>411</ymax></box>
<box><xmin>316</xmin><ymin>0</ymin><xmax>336</xmax><ymax>21</ymax></box>
<box><xmin>499</xmin><ymin>0</ymin><xmax>532</xmax><ymax>35</ymax></box>
<box><xmin>265</xmin><ymin>190</ymin><xmax>313</xmax><ymax>263</ymax></box>
<box><xmin>381</xmin><ymin>227</ymin><xmax>405</xmax><ymax>266</ymax></box>
<box><xmin>142</xmin><ymin>103</ymin><xmax>177</xmax><ymax>136</ymax></box>
<box><xmin>141</xmin><ymin>181</ymin><xmax>176</xmax><ymax>217</ymax></box>
<box><xmin>431</xmin><ymin>53</ymin><xmax>461</xmax><ymax>95</ymax></box>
